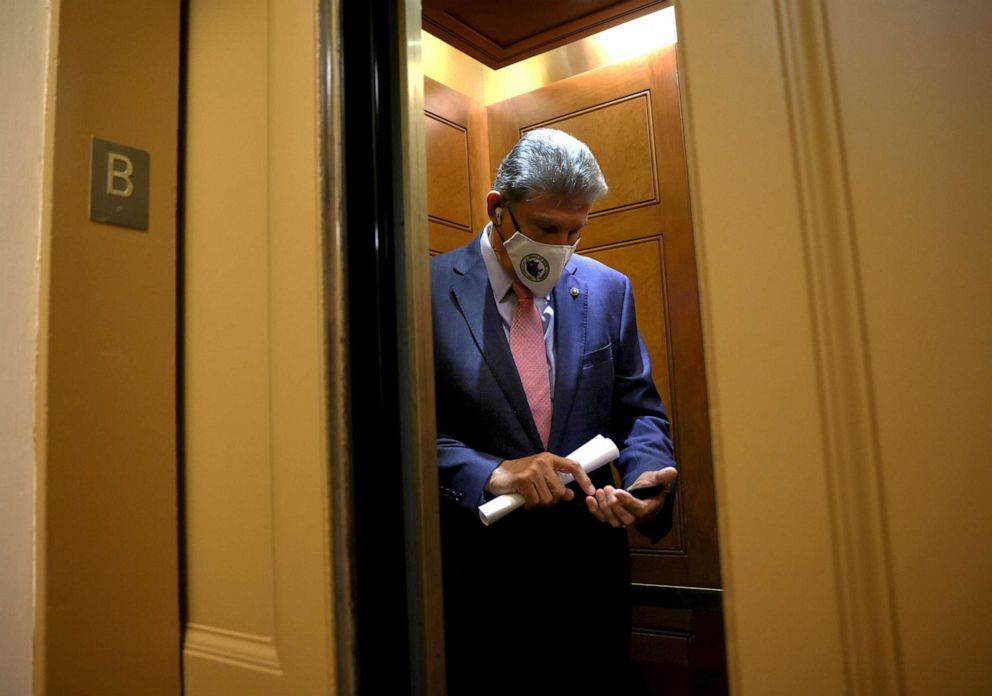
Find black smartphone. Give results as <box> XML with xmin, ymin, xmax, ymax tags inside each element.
<box><xmin>625</xmin><ymin>483</ymin><xmax>667</xmax><ymax>500</ymax></box>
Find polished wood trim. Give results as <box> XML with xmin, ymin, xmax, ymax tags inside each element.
<box><xmin>773</xmin><ymin>1</ymin><xmax>903</xmax><ymax>691</ymax></box>
<box><xmin>398</xmin><ymin>1</ymin><xmax>448</xmax><ymax>693</ymax></box>
<box><xmin>422</xmin><ymin>0</ymin><xmax>670</xmax><ymax>69</ymax></box>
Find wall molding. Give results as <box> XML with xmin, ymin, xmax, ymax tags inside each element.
<box><xmin>773</xmin><ymin>1</ymin><xmax>903</xmax><ymax>692</ymax></box>
<box><xmin>183</xmin><ymin>623</ymin><xmax>283</xmax><ymax>675</ymax></box>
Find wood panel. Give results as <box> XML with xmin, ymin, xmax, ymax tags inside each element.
<box><xmin>423</xmin><ymin>0</ymin><xmax>668</xmax><ymax>69</ymax></box>
<box><xmin>425</xmin><ymin>114</ymin><xmax>472</xmax><ymax>229</ymax></box>
<box><xmin>424</xmin><ymin>77</ymin><xmax>490</xmax><ymax>254</ymax></box>
<box><xmin>533</xmin><ymin>92</ymin><xmax>659</xmax><ymax>215</ymax></box>
<box><xmin>585</xmin><ymin>237</ymin><xmax>687</xmax><ymax>559</ymax></box>
<box><xmin>584</xmin><ymin>237</ymin><xmax>673</xmax><ymax>420</ymax></box>
<box><xmin>630</xmin><ymin>630</ymin><xmax>690</xmax><ymax>694</ymax></box>
<box><xmin>488</xmin><ymin>45</ymin><xmax>718</xmax><ymax>589</ymax></box>
<box><xmin>630</xmin><ymin>601</ymin><xmax>728</xmax><ymax>695</ymax></box>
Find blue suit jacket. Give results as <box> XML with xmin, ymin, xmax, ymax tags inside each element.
<box><xmin>432</xmin><ymin>235</ymin><xmax>677</xmax><ymax>690</ymax></box>
<box><xmin>432</xmin><ymin>234</ymin><xmax>677</xmax><ymax>515</ymax></box>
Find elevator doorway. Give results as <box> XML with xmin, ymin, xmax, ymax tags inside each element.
<box><xmin>422</xmin><ymin>9</ymin><xmax>727</xmax><ymax>693</ymax></box>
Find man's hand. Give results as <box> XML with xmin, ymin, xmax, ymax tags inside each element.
<box><xmin>585</xmin><ymin>467</ymin><xmax>678</xmax><ymax>528</ymax></box>
<box><xmin>486</xmin><ymin>452</ymin><xmax>596</xmax><ymax>509</ymax></box>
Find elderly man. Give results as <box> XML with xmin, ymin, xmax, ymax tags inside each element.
<box><xmin>431</xmin><ymin>128</ymin><xmax>678</xmax><ymax>694</ymax></box>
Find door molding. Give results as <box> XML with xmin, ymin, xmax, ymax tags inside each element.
<box><xmin>773</xmin><ymin>2</ymin><xmax>903</xmax><ymax>692</ymax></box>
<box><xmin>676</xmin><ymin>0</ymin><xmax>903</xmax><ymax>692</ymax></box>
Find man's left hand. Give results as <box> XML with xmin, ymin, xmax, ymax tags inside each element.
<box><xmin>585</xmin><ymin>467</ymin><xmax>678</xmax><ymax>529</ymax></box>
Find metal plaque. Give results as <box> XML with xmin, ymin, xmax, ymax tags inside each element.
<box><xmin>89</xmin><ymin>137</ymin><xmax>150</xmax><ymax>230</ymax></box>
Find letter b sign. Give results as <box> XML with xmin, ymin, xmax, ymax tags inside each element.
<box><xmin>90</xmin><ymin>137</ymin><xmax>150</xmax><ymax>230</ymax></box>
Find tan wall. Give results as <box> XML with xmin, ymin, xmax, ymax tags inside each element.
<box><xmin>677</xmin><ymin>4</ymin><xmax>847</xmax><ymax>691</ymax></box>
<box><xmin>36</xmin><ymin>0</ymin><xmax>181</xmax><ymax>693</ymax></box>
<box><xmin>678</xmin><ymin>0</ymin><xmax>992</xmax><ymax>693</ymax></box>
<box><xmin>826</xmin><ymin>3</ymin><xmax>992</xmax><ymax>692</ymax></box>
<box><xmin>182</xmin><ymin>0</ymin><xmax>337</xmax><ymax>692</ymax></box>
<box><xmin>0</xmin><ymin>1</ymin><xmax>52</xmax><ymax>693</ymax></box>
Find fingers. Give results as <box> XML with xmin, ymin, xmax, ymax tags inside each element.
<box><xmin>520</xmin><ymin>480</ymin><xmax>540</xmax><ymax>509</ymax></box>
<box><xmin>554</xmin><ymin>457</ymin><xmax>595</xmax><ymax>496</ymax></box>
<box><xmin>614</xmin><ymin>488</ymin><xmax>659</xmax><ymax>517</ymax></box>
<box><xmin>589</xmin><ymin>486</ymin><xmax>637</xmax><ymax>528</ymax></box>
<box><xmin>605</xmin><ymin>486</ymin><xmax>637</xmax><ymax>526</ymax></box>
<box><xmin>490</xmin><ymin>452</ymin><xmax>607</xmax><ymax>509</ymax></box>
<box><xmin>534</xmin><ymin>474</ymin><xmax>554</xmax><ymax>506</ymax></box>
<box><xmin>588</xmin><ymin>475</ymin><xmax>676</xmax><ymax>528</ymax></box>
<box><xmin>520</xmin><ymin>473</ymin><xmax>553</xmax><ymax>509</ymax></box>
<box><xmin>545</xmin><ymin>465</ymin><xmax>573</xmax><ymax>502</ymax></box>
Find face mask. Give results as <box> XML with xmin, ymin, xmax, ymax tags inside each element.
<box><xmin>496</xmin><ymin>205</ymin><xmax>580</xmax><ymax>296</ymax></box>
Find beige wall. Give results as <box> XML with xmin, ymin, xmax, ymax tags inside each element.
<box><xmin>678</xmin><ymin>0</ymin><xmax>992</xmax><ymax>693</ymax></box>
<box><xmin>677</xmin><ymin>4</ymin><xmax>847</xmax><ymax>691</ymax></box>
<box><xmin>826</xmin><ymin>3</ymin><xmax>992</xmax><ymax>691</ymax></box>
<box><xmin>0</xmin><ymin>1</ymin><xmax>52</xmax><ymax>693</ymax></box>
<box><xmin>182</xmin><ymin>0</ymin><xmax>337</xmax><ymax>692</ymax></box>
<box><xmin>36</xmin><ymin>0</ymin><xmax>181</xmax><ymax>693</ymax></box>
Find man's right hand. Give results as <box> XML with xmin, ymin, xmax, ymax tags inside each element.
<box><xmin>485</xmin><ymin>452</ymin><xmax>596</xmax><ymax>508</ymax></box>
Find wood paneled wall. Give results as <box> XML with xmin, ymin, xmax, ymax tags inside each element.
<box><xmin>425</xmin><ymin>77</ymin><xmax>491</xmax><ymax>255</ymax></box>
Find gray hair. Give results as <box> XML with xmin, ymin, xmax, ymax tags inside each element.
<box><xmin>492</xmin><ymin>128</ymin><xmax>608</xmax><ymax>206</ymax></box>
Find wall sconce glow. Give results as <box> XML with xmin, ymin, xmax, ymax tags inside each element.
<box><xmin>593</xmin><ymin>6</ymin><xmax>677</xmax><ymax>66</ymax></box>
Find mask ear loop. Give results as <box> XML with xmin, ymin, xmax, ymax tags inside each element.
<box><xmin>504</xmin><ymin>203</ymin><xmax>524</xmax><ymax>237</ymax></box>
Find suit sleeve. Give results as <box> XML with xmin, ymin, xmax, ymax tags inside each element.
<box><xmin>436</xmin><ymin>434</ymin><xmax>503</xmax><ymax>512</ymax></box>
<box><xmin>610</xmin><ymin>275</ymin><xmax>679</xmax><ymax>542</ymax></box>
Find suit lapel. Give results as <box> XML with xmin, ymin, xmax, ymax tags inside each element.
<box><xmin>549</xmin><ymin>262</ymin><xmax>587</xmax><ymax>454</ymax></box>
<box><xmin>449</xmin><ymin>240</ymin><xmax>544</xmax><ymax>451</ymax></box>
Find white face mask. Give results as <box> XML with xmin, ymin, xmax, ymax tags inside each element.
<box><xmin>501</xmin><ymin>231</ymin><xmax>579</xmax><ymax>296</ymax></box>
<box><xmin>495</xmin><ymin>204</ymin><xmax>580</xmax><ymax>296</ymax></box>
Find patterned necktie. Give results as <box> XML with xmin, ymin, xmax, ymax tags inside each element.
<box><xmin>509</xmin><ymin>281</ymin><xmax>552</xmax><ymax>448</ymax></box>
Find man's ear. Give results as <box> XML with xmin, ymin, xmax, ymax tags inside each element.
<box><xmin>485</xmin><ymin>190</ymin><xmax>503</xmax><ymax>224</ymax></box>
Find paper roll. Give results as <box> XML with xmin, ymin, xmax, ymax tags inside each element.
<box><xmin>478</xmin><ymin>435</ymin><xmax>619</xmax><ymax>526</ymax></box>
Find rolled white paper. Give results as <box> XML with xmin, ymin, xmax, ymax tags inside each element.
<box><xmin>478</xmin><ymin>434</ymin><xmax>620</xmax><ymax>526</ymax></box>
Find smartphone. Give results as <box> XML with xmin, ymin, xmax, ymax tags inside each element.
<box><xmin>566</xmin><ymin>481</ymin><xmax>667</xmax><ymax>505</ymax></box>
<box><xmin>625</xmin><ymin>483</ymin><xmax>667</xmax><ymax>500</ymax></box>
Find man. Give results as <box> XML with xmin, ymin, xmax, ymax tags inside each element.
<box><xmin>431</xmin><ymin>129</ymin><xmax>678</xmax><ymax>694</ymax></box>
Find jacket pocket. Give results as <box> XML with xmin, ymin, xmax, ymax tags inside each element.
<box><xmin>581</xmin><ymin>342</ymin><xmax>613</xmax><ymax>369</ymax></box>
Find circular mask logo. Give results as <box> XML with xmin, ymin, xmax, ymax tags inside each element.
<box><xmin>520</xmin><ymin>254</ymin><xmax>550</xmax><ymax>282</ymax></box>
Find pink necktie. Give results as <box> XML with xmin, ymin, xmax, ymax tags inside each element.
<box><xmin>509</xmin><ymin>281</ymin><xmax>552</xmax><ymax>448</ymax></box>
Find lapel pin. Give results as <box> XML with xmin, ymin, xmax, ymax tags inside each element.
<box><xmin>570</xmin><ymin>287</ymin><xmax>580</xmax><ymax>298</ymax></box>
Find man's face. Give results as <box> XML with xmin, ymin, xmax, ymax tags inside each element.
<box><xmin>490</xmin><ymin>192</ymin><xmax>591</xmax><ymax>273</ymax></box>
